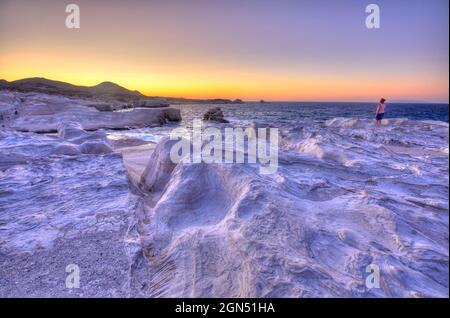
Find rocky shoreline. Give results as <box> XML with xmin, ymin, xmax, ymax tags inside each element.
<box><xmin>0</xmin><ymin>89</ymin><xmax>448</xmax><ymax>297</ymax></box>
<box><xmin>0</xmin><ymin>90</ymin><xmax>181</xmax><ymax>133</ymax></box>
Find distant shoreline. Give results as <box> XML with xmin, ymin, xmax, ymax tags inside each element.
<box><xmin>1</xmin><ymin>77</ymin><xmax>448</xmax><ymax>105</ymax></box>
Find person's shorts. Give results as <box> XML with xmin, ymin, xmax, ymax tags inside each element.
<box><xmin>376</xmin><ymin>113</ymin><xmax>385</xmax><ymax>120</ymax></box>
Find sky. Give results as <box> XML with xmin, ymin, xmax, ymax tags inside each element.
<box><xmin>0</xmin><ymin>0</ymin><xmax>448</xmax><ymax>102</ymax></box>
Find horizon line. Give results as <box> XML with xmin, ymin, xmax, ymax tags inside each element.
<box><xmin>2</xmin><ymin>76</ymin><xmax>448</xmax><ymax>104</ymax></box>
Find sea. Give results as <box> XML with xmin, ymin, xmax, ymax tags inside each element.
<box><xmin>108</xmin><ymin>102</ymin><xmax>449</xmax><ymax>142</ymax></box>
<box><xmin>177</xmin><ymin>102</ymin><xmax>449</xmax><ymax>125</ymax></box>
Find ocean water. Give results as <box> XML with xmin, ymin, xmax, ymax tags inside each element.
<box><xmin>108</xmin><ymin>102</ymin><xmax>448</xmax><ymax>142</ymax></box>
<box><xmin>176</xmin><ymin>102</ymin><xmax>449</xmax><ymax>127</ymax></box>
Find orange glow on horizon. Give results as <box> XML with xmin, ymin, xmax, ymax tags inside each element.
<box><xmin>0</xmin><ymin>0</ymin><xmax>448</xmax><ymax>103</ymax></box>
<box><xmin>1</xmin><ymin>50</ymin><xmax>448</xmax><ymax>102</ymax></box>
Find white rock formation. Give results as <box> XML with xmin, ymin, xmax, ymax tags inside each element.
<box><xmin>135</xmin><ymin>98</ymin><xmax>170</xmax><ymax>108</ymax></box>
<box><xmin>0</xmin><ymin>130</ymin><xmax>140</xmax><ymax>297</ymax></box>
<box><xmin>0</xmin><ymin>85</ymin><xmax>448</xmax><ymax>299</ymax></box>
<box><xmin>1</xmin><ymin>91</ymin><xmax>181</xmax><ymax>132</ymax></box>
<box><xmin>126</xmin><ymin>118</ymin><xmax>448</xmax><ymax>297</ymax></box>
<box><xmin>50</xmin><ymin>143</ymin><xmax>81</xmax><ymax>156</ymax></box>
<box><xmin>57</xmin><ymin>121</ymin><xmax>86</xmax><ymax>140</ymax></box>
<box><xmin>79</xmin><ymin>140</ymin><xmax>113</xmax><ymax>155</ymax></box>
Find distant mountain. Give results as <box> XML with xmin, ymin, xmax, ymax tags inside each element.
<box><xmin>0</xmin><ymin>77</ymin><xmax>244</xmax><ymax>104</ymax></box>
<box><xmin>90</xmin><ymin>81</ymin><xmax>143</xmax><ymax>97</ymax></box>
<box><xmin>0</xmin><ymin>77</ymin><xmax>144</xmax><ymax>100</ymax></box>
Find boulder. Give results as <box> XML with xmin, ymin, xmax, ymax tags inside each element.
<box><xmin>51</xmin><ymin>143</ymin><xmax>81</xmax><ymax>156</ymax></box>
<box><xmin>202</xmin><ymin>107</ymin><xmax>229</xmax><ymax>123</ymax></box>
<box><xmin>135</xmin><ymin>98</ymin><xmax>170</xmax><ymax>108</ymax></box>
<box><xmin>57</xmin><ymin>121</ymin><xmax>85</xmax><ymax>140</ymax></box>
<box><xmin>79</xmin><ymin>140</ymin><xmax>113</xmax><ymax>155</ymax></box>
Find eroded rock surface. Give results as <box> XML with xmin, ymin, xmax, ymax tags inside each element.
<box><xmin>127</xmin><ymin>118</ymin><xmax>448</xmax><ymax>297</ymax></box>
<box><xmin>0</xmin><ymin>131</ymin><xmax>140</xmax><ymax>297</ymax></box>
<box><xmin>139</xmin><ymin>138</ymin><xmax>180</xmax><ymax>193</ymax></box>
<box><xmin>0</xmin><ymin>86</ymin><xmax>448</xmax><ymax>299</ymax></box>
<box><xmin>0</xmin><ymin>90</ymin><xmax>181</xmax><ymax>132</ymax></box>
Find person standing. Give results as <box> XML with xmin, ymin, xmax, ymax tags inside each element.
<box><xmin>375</xmin><ymin>98</ymin><xmax>387</xmax><ymax>125</ymax></box>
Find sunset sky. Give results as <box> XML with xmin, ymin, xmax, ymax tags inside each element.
<box><xmin>0</xmin><ymin>0</ymin><xmax>448</xmax><ymax>102</ymax></box>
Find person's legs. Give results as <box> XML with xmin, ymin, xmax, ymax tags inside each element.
<box><xmin>375</xmin><ymin>113</ymin><xmax>384</xmax><ymax>125</ymax></box>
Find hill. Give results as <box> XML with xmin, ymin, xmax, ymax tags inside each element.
<box><xmin>0</xmin><ymin>77</ymin><xmax>144</xmax><ymax>101</ymax></box>
<box><xmin>0</xmin><ymin>77</ymin><xmax>244</xmax><ymax>104</ymax></box>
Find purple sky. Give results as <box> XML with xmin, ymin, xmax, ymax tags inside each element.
<box><xmin>0</xmin><ymin>0</ymin><xmax>448</xmax><ymax>101</ymax></box>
